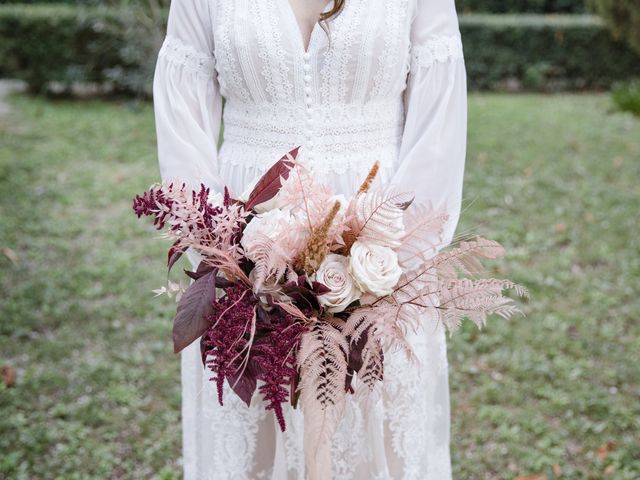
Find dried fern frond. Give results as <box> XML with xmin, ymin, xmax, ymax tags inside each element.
<box><xmin>397</xmin><ymin>201</ymin><xmax>449</xmax><ymax>268</ymax></box>
<box><xmin>437</xmin><ymin>278</ymin><xmax>528</xmax><ymax>333</ymax></box>
<box><xmin>247</xmin><ymin>232</ymin><xmax>292</xmax><ymax>291</ymax></box>
<box><xmin>353</xmin><ymin>335</ymin><xmax>384</xmax><ymax>400</ymax></box>
<box><xmin>297</xmin><ymin>322</ymin><xmax>349</xmax><ymax>479</ymax></box>
<box><xmin>433</xmin><ymin>236</ymin><xmax>506</xmax><ymax>279</ymax></box>
<box><xmin>388</xmin><ymin>266</ymin><xmax>439</xmax><ymax>305</ymax></box>
<box><xmin>278</xmin><ymin>162</ymin><xmax>334</xmax><ymax>230</ymax></box>
<box><xmin>345</xmin><ymin>188</ymin><xmax>413</xmax><ymax>252</ymax></box>
<box><xmin>195</xmin><ymin>245</ymin><xmax>251</xmax><ymax>286</ymax></box>
<box><xmin>344</xmin><ymin>303</ymin><xmax>416</xmax><ymax>363</ymax></box>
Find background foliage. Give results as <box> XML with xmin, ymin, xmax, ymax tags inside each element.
<box><xmin>456</xmin><ymin>0</ymin><xmax>586</xmax><ymax>13</ymax></box>
<box><xmin>1</xmin><ymin>4</ymin><xmax>640</xmax><ymax>95</ymax></box>
<box><xmin>0</xmin><ymin>3</ymin><xmax>166</xmax><ymax>96</ymax></box>
<box><xmin>588</xmin><ymin>0</ymin><xmax>640</xmax><ymax>55</ymax></box>
<box><xmin>459</xmin><ymin>14</ymin><xmax>640</xmax><ymax>90</ymax></box>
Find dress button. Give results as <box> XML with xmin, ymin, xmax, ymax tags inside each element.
<box><xmin>304</xmin><ymin>86</ymin><xmax>312</xmax><ymax>95</ymax></box>
<box><xmin>302</xmin><ymin>52</ymin><xmax>311</xmax><ymax>60</ymax></box>
<box><xmin>306</xmin><ymin>108</ymin><xmax>314</xmax><ymax>115</ymax></box>
<box><xmin>303</xmin><ymin>64</ymin><xmax>311</xmax><ymax>72</ymax></box>
<box><xmin>303</xmin><ymin>74</ymin><xmax>312</xmax><ymax>83</ymax></box>
<box><xmin>305</xmin><ymin>97</ymin><xmax>313</xmax><ymax>105</ymax></box>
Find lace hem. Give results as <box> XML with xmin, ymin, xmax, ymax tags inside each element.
<box><xmin>410</xmin><ymin>34</ymin><xmax>464</xmax><ymax>70</ymax></box>
<box><xmin>158</xmin><ymin>34</ymin><xmax>216</xmax><ymax>77</ymax></box>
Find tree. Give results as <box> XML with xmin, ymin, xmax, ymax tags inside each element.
<box><xmin>589</xmin><ymin>0</ymin><xmax>640</xmax><ymax>55</ymax></box>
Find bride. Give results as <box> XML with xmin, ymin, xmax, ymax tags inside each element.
<box><xmin>152</xmin><ymin>0</ymin><xmax>467</xmax><ymax>478</ymax></box>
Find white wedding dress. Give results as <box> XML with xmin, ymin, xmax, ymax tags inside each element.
<box><xmin>152</xmin><ymin>0</ymin><xmax>467</xmax><ymax>478</ymax></box>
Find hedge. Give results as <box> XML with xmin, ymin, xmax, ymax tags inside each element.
<box><xmin>1</xmin><ymin>0</ymin><xmax>586</xmax><ymax>14</ymax></box>
<box><xmin>459</xmin><ymin>14</ymin><xmax>640</xmax><ymax>90</ymax></box>
<box><xmin>1</xmin><ymin>6</ymin><xmax>639</xmax><ymax>95</ymax></box>
<box><xmin>0</xmin><ymin>4</ymin><xmax>163</xmax><ymax>95</ymax></box>
<box><xmin>0</xmin><ymin>5</ymin><xmax>130</xmax><ymax>93</ymax></box>
<box><xmin>456</xmin><ymin>0</ymin><xmax>586</xmax><ymax>14</ymax></box>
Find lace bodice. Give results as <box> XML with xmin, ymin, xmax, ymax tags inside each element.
<box><xmin>154</xmin><ymin>0</ymin><xmax>467</xmax><ymax>241</ymax></box>
<box><xmin>152</xmin><ymin>0</ymin><xmax>467</xmax><ymax>478</ymax></box>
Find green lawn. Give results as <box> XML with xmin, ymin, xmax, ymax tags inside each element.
<box><xmin>1</xmin><ymin>93</ymin><xmax>639</xmax><ymax>479</ymax></box>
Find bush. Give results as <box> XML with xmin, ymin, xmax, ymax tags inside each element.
<box><xmin>611</xmin><ymin>80</ymin><xmax>640</xmax><ymax>116</ymax></box>
<box><xmin>459</xmin><ymin>14</ymin><xmax>640</xmax><ymax>90</ymax></box>
<box><xmin>588</xmin><ymin>0</ymin><xmax>640</xmax><ymax>55</ymax></box>
<box><xmin>0</xmin><ymin>4</ymin><xmax>165</xmax><ymax>96</ymax></box>
<box><xmin>2</xmin><ymin>6</ymin><xmax>640</xmax><ymax>95</ymax></box>
<box><xmin>0</xmin><ymin>5</ymin><xmax>124</xmax><ymax>93</ymax></box>
<box><xmin>456</xmin><ymin>0</ymin><xmax>586</xmax><ymax>14</ymax></box>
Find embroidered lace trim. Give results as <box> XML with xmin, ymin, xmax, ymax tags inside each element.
<box><xmin>158</xmin><ymin>34</ymin><xmax>216</xmax><ymax>77</ymax></box>
<box><xmin>219</xmin><ymin>99</ymin><xmax>405</xmax><ymax>175</ymax></box>
<box><xmin>410</xmin><ymin>34</ymin><xmax>464</xmax><ymax>70</ymax></box>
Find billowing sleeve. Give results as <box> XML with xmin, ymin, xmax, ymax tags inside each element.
<box><xmin>393</xmin><ymin>0</ymin><xmax>468</xmax><ymax>252</ymax></box>
<box><xmin>153</xmin><ymin>0</ymin><xmax>224</xmax><ymax>193</ymax></box>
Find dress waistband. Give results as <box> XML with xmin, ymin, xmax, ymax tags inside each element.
<box><xmin>222</xmin><ymin>99</ymin><xmax>405</xmax><ymax>153</ymax></box>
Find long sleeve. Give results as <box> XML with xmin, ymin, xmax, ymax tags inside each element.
<box><xmin>393</xmin><ymin>0</ymin><xmax>468</xmax><ymax>252</ymax></box>
<box><xmin>153</xmin><ymin>0</ymin><xmax>224</xmax><ymax>193</ymax></box>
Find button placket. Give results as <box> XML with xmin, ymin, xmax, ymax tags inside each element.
<box><xmin>302</xmin><ymin>51</ymin><xmax>315</xmax><ymax>160</ymax></box>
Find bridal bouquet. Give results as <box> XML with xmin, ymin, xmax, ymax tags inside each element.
<box><xmin>132</xmin><ymin>147</ymin><xmax>527</xmax><ymax>475</ymax></box>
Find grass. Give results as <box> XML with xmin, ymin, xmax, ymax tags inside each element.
<box><xmin>1</xmin><ymin>92</ymin><xmax>639</xmax><ymax>479</ymax></box>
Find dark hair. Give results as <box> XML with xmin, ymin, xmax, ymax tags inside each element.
<box><xmin>320</xmin><ymin>0</ymin><xmax>345</xmax><ymax>23</ymax></box>
<box><xmin>319</xmin><ymin>0</ymin><xmax>345</xmax><ymax>36</ymax></box>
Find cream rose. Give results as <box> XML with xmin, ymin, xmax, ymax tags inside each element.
<box><xmin>314</xmin><ymin>254</ymin><xmax>362</xmax><ymax>313</ymax></box>
<box><xmin>348</xmin><ymin>240</ymin><xmax>402</xmax><ymax>297</ymax></box>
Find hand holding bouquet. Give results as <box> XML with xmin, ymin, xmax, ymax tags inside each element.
<box><xmin>133</xmin><ymin>147</ymin><xmax>527</xmax><ymax>477</ymax></box>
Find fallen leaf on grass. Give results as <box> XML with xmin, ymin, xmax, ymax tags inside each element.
<box><xmin>612</xmin><ymin>156</ymin><xmax>624</xmax><ymax>169</ymax></box>
<box><xmin>553</xmin><ymin>464</ymin><xmax>562</xmax><ymax>476</ymax></box>
<box><xmin>2</xmin><ymin>247</ymin><xmax>18</xmax><ymax>265</ymax></box>
<box><xmin>553</xmin><ymin>223</ymin><xmax>567</xmax><ymax>233</ymax></box>
<box><xmin>597</xmin><ymin>440</ymin><xmax>617</xmax><ymax>460</ymax></box>
<box><xmin>2</xmin><ymin>366</ymin><xmax>16</xmax><ymax>387</ymax></box>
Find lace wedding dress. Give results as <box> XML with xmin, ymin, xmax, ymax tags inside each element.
<box><xmin>152</xmin><ymin>0</ymin><xmax>467</xmax><ymax>478</ymax></box>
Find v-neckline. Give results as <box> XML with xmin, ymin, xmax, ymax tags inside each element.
<box><xmin>281</xmin><ymin>0</ymin><xmax>334</xmax><ymax>54</ymax></box>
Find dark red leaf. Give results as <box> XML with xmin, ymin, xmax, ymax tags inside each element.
<box><xmin>173</xmin><ymin>270</ymin><xmax>217</xmax><ymax>353</ymax></box>
<box><xmin>184</xmin><ymin>262</ymin><xmax>216</xmax><ymax>281</ymax></box>
<box><xmin>244</xmin><ymin>146</ymin><xmax>299</xmax><ymax>211</ymax></box>
<box><xmin>347</xmin><ymin>328</ymin><xmax>369</xmax><ymax>373</ymax></box>
<box><xmin>223</xmin><ymin>186</ymin><xmax>232</xmax><ymax>207</ymax></box>
<box><xmin>168</xmin><ymin>241</ymin><xmax>187</xmax><ymax>273</ymax></box>
<box><xmin>227</xmin><ymin>361</ymin><xmax>259</xmax><ymax>408</ymax></box>
<box><xmin>312</xmin><ymin>281</ymin><xmax>331</xmax><ymax>295</ymax></box>
<box><xmin>280</xmin><ymin>281</ymin><xmax>321</xmax><ymax>311</ymax></box>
